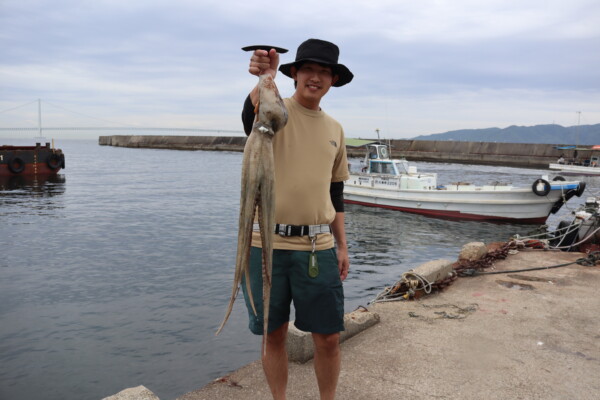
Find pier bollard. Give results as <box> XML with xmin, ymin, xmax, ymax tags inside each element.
<box><xmin>286</xmin><ymin>309</ymin><xmax>380</xmax><ymax>363</ymax></box>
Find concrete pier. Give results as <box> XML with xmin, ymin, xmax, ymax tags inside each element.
<box><xmin>98</xmin><ymin>135</ymin><xmax>571</xmax><ymax>169</ymax></box>
<box><xmin>176</xmin><ymin>249</ymin><xmax>599</xmax><ymax>400</ymax></box>
<box><xmin>106</xmin><ymin>248</ymin><xmax>600</xmax><ymax>399</ymax></box>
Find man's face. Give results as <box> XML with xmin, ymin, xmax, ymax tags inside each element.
<box><xmin>291</xmin><ymin>62</ymin><xmax>339</xmax><ymax>107</ymax></box>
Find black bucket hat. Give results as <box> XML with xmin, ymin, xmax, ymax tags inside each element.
<box><xmin>279</xmin><ymin>39</ymin><xmax>353</xmax><ymax>87</ymax></box>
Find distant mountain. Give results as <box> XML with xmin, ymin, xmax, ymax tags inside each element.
<box><xmin>411</xmin><ymin>124</ymin><xmax>600</xmax><ymax>145</ymax></box>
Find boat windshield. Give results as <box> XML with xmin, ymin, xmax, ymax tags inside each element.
<box><xmin>368</xmin><ymin>146</ymin><xmax>378</xmax><ymax>159</ymax></box>
<box><xmin>394</xmin><ymin>160</ymin><xmax>410</xmax><ymax>174</ymax></box>
<box><xmin>370</xmin><ymin>161</ymin><xmax>395</xmax><ymax>174</ymax></box>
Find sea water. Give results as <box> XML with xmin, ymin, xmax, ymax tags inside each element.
<box><xmin>1</xmin><ymin>139</ymin><xmax>598</xmax><ymax>400</ymax></box>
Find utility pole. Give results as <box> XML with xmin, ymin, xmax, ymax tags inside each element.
<box><xmin>576</xmin><ymin>111</ymin><xmax>581</xmax><ymax>146</ymax></box>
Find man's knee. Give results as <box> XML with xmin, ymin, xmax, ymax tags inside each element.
<box><xmin>266</xmin><ymin>322</ymin><xmax>289</xmax><ymax>347</ymax></box>
<box><xmin>312</xmin><ymin>332</ymin><xmax>340</xmax><ymax>356</ymax></box>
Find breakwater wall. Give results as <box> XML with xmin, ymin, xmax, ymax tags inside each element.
<box><xmin>98</xmin><ymin>135</ymin><xmax>247</xmax><ymax>152</ymax></box>
<box><xmin>98</xmin><ymin>135</ymin><xmax>569</xmax><ymax>168</ymax></box>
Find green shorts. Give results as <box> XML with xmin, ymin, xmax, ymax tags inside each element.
<box><xmin>241</xmin><ymin>246</ymin><xmax>345</xmax><ymax>335</ymax></box>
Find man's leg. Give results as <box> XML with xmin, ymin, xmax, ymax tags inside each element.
<box><xmin>263</xmin><ymin>322</ymin><xmax>289</xmax><ymax>400</ymax></box>
<box><xmin>312</xmin><ymin>332</ymin><xmax>341</xmax><ymax>400</ymax></box>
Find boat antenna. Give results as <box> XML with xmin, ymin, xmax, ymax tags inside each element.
<box><xmin>576</xmin><ymin>111</ymin><xmax>581</xmax><ymax>146</ymax></box>
<box><xmin>375</xmin><ymin>128</ymin><xmax>392</xmax><ymax>159</ymax></box>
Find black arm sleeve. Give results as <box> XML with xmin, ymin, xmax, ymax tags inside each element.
<box><xmin>330</xmin><ymin>181</ymin><xmax>344</xmax><ymax>212</ymax></box>
<box><xmin>241</xmin><ymin>94</ymin><xmax>255</xmax><ymax>136</ymax></box>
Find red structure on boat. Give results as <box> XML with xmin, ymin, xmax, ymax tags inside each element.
<box><xmin>0</xmin><ymin>142</ymin><xmax>65</xmax><ymax>177</ymax></box>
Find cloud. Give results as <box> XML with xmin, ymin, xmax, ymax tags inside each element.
<box><xmin>1</xmin><ymin>0</ymin><xmax>599</xmax><ymax>139</ymax></box>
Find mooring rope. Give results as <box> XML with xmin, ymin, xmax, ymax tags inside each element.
<box><xmin>459</xmin><ymin>250</ymin><xmax>600</xmax><ymax>277</ymax></box>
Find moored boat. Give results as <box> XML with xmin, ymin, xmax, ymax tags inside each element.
<box><xmin>344</xmin><ymin>143</ymin><xmax>585</xmax><ymax>224</ymax></box>
<box><xmin>549</xmin><ymin>145</ymin><xmax>600</xmax><ymax>176</ymax></box>
<box><xmin>0</xmin><ymin>142</ymin><xmax>65</xmax><ymax>177</ymax></box>
<box><xmin>549</xmin><ymin>196</ymin><xmax>600</xmax><ymax>253</ymax></box>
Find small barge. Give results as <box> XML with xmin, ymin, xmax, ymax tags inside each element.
<box><xmin>0</xmin><ymin>142</ymin><xmax>65</xmax><ymax>177</ymax></box>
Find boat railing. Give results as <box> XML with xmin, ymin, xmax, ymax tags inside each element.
<box><xmin>350</xmin><ymin>170</ymin><xmax>399</xmax><ymax>178</ymax></box>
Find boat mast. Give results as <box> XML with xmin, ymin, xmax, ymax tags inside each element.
<box><xmin>375</xmin><ymin>128</ymin><xmax>392</xmax><ymax>158</ymax></box>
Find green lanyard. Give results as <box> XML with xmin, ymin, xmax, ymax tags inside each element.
<box><xmin>308</xmin><ymin>235</ymin><xmax>319</xmax><ymax>278</ymax></box>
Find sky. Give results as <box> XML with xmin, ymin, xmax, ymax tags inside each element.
<box><xmin>1</xmin><ymin>0</ymin><xmax>599</xmax><ymax>140</ymax></box>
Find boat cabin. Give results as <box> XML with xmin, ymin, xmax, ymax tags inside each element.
<box><xmin>362</xmin><ymin>144</ymin><xmax>417</xmax><ymax>176</ymax></box>
<box><xmin>585</xmin><ymin>155</ymin><xmax>599</xmax><ymax>167</ymax></box>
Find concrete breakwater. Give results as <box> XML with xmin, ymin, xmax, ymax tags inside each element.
<box><xmin>104</xmin><ymin>247</ymin><xmax>600</xmax><ymax>400</ymax></box>
<box><xmin>98</xmin><ymin>135</ymin><xmax>248</xmax><ymax>152</ymax></box>
<box><xmin>98</xmin><ymin>135</ymin><xmax>568</xmax><ymax>169</ymax></box>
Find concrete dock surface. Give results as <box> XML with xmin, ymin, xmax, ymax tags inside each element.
<box><xmin>176</xmin><ymin>249</ymin><xmax>600</xmax><ymax>400</ymax></box>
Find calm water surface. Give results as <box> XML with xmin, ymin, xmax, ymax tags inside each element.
<box><xmin>1</xmin><ymin>139</ymin><xmax>598</xmax><ymax>400</ymax></box>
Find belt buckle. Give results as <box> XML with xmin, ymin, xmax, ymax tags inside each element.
<box><xmin>278</xmin><ymin>224</ymin><xmax>287</xmax><ymax>236</ymax></box>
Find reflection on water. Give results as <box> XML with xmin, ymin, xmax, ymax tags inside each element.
<box><xmin>0</xmin><ymin>174</ymin><xmax>66</xmax><ymax>195</ymax></box>
<box><xmin>0</xmin><ymin>174</ymin><xmax>66</xmax><ymax>217</ymax></box>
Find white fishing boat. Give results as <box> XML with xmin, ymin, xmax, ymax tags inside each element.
<box><xmin>344</xmin><ymin>143</ymin><xmax>586</xmax><ymax>224</ymax></box>
<box><xmin>549</xmin><ymin>145</ymin><xmax>600</xmax><ymax>176</ymax></box>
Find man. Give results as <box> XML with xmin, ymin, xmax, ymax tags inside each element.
<box><xmin>241</xmin><ymin>38</ymin><xmax>353</xmax><ymax>400</ymax></box>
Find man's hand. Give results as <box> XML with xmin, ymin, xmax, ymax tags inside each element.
<box><xmin>337</xmin><ymin>245</ymin><xmax>350</xmax><ymax>281</ymax></box>
<box><xmin>330</xmin><ymin>212</ymin><xmax>349</xmax><ymax>281</ymax></box>
<box><xmin>249</xmin><ymin>48</ymin><xmax>279</xmax><ymax>78</ymax></box>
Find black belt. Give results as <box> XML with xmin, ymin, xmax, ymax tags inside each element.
<box><xmin>253</xmin><ymin>223</ymin><xmax>331</xmax><ymax>237</ymax></box>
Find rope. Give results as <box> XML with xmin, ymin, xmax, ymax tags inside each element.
<box><xmin>460</xmin><ymin>251</ymin><xmax>600</xmax><ymax>277</ymax></box>
<box><xmin>514</xmin><ymin>217</ymin><xmax>587</xmax><ymax>241</ymax></box>
<box><xmin>369</xmin><ymin>271</ymin><xmax>436</xmax><ymax>304</ymax></box>
<box><xmin>512</xmin><ymin>209</ymin><xmax>599</xmax><ymax>252</ymax></box>
<box><xmin>369</xmin><ymin>207</ymin><xmax>599</xmax><ymax>302</ymax></box>
<box><xmin>550</xmin><ymin>226</ymin><xmax>600</xmax><ymax>250</ymax></box>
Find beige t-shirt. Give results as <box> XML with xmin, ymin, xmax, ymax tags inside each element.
<box><xmin>251</xmin><ymin>97</ymin><xmax>349</xmax><ymax>251</ymax></box>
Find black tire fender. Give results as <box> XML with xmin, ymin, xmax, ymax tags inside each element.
<box><xmin>575</xmin><ymin>181</ymin><xmax>586</xmax><ymax>197</ymax></box>
<box><xmin>550</xmin><ymin>220</ymin><xmax>579</xmax><ymax>251</ymax></box>
<box><xmin>552</xmin><ymin>175</ymin><xmax>566</xmax><ymax>181</ymax></box>
<box><xmin>47</xmin><ymin>153</ymin><xmax>62</xmax><ymax>170</ymax></box>
<box><xmin>7</xmin><ymin>156</ymin><xmax>25</xmax><ymax>174</ymax></box>
<box><xmin>532</xmin><ymin>178</ymin><xmax>551</xmax><ymax>196</ymax></box>
<box><xmin>550</xmin><ymin>189</ymin><xmax>577</xmax><ymax>214</ymax></box>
